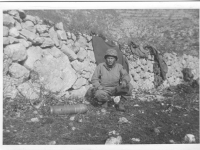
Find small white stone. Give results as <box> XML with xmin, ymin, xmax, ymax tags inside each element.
<box><xmin>131</xmin><ymin>138</ymin><xmax>140</xmax><ymax>142</ymax></box>
<box><xmin>169</xmin><ymin>139</ymin><xmax>175</xmax><ymax>144</ymax></box>
<box><xmin>48</xmin><ymin>141</ymin><xmax>56</xmax><ymax>145</ymax></box>
<box><xmin>154</xmin><ymin>127</ymin><xmax>161</xmax><ymax>135</ymax></box>
<box><xmin>101</xmin><ymin>108</ymin><xmax>107</xmax><ymax>114</ymax></box>
<box><xmin>78</xmin><ymin>119</ymin><xmax>82</xmax><ymax>123</ymax></box>
<box><xmin>118</xmin><ymin>117</ymin><xmax>130</xmax><ymax>124</ymax></box>
<box><xmin>31</xmin><ymin>117</ymin><xmax>39</xmax><ymax>122</ymax></box>
<box><xmin>113</xmin><ymin>96</ymin><xmax>121</xmax><ymax>104</ymax></box>
<box><xmin>105</xmin><ymin>136</ymin><xmax>122</xmax><ymax>144</ymax></box>
<box><xmin>70</xmin><ymin>116</ymin><xmax>75</xmax><ymax>121</ymax></box>
<box><xmin>184</xmin><ymin>134</ymin><xmax>196</xmax><ymax>143</ymax></box>
<box><xmin>72</xmin><ymin>127</ymin><xmax>76</xmax><ymax>131</ymax></box>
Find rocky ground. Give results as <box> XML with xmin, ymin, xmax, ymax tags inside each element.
<box><xmin>3</xmin><ymin>83</ymin><xmax>199</xmax><ymax>144</ymax></box>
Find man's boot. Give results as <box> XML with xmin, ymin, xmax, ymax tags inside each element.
<box><xmin>115</xmin><ymin>96</ymin><xmax>126</xmax><ymax>112</ymax></box>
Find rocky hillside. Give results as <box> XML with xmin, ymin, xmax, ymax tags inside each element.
<box><xmin>26</xmin><ymin>9</ymin><xmax>199</xmax><ymax>56</ymax></box>
<box><xmin>3</xmin><ymin>10</ymin><xmax>199</xmax><ymax>106</ymax></box>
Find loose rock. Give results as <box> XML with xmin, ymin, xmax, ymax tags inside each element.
<box><xmin>131</xmin><ymin>138</ymin><xmax>140</xmax><ymax>143</ymax></box>
<box><xmin>57</xmin><ymin>30</ymin><xmax>67</xmax><ymax>41</ymax></box>
<box><xmin>40</xmin><ymin>38</ymin><xmax>54</xmax><ymax>48</ymax></box>
<box><xmin>30</xmin><ymin>117</ymin><xmax>39</xmax><ymax>122</ymax></box>
<box><xmin>9</xmin><ymin>27</ymin><xmax>19</xmax><ymax>37</ymax></box>
<box><xmin>4</xmin><ymin>43</ymin><xmax>27</xmax><ymax>62</ymax></box>
<box><xmin>3</xmin><ymin>14</ymin><xmax>15</xmax><ymax>27</ymax></box>
<box><xmin>118</xmin><ymin>117</ymin><xmax>130</xmax><ymax>124</ymax></box>
<box><xmin>77</xmin><ymin>47</ymin><xmax>87</xmax><ymax>62</ymax></box>
<box><xmin>9</xmin><ymin>63</ymin><xmax>30</xmax><ymax>80</ymax></box>
<box><xmin>55</xmin><ymin>22</ymin><xmax>64</xmax><ymax>30</ymax></box>
<box><xmin>105</xmin><ymin>136</ymin><xmax>122</xmax><ymax>144</ymax></box>
<box><xmin>61</xmin><ymin>44</ymin><xmax>77</xmax><ymax>61</ymax></box>
<box><xmin>20</xmin><ymin>29</ymin><xmax>36</xmax><ymax>41</ymax></box>
<box><xmin>184</xmin><ymin>134</ymin><xmax>196</xmax><ymax>143</ymax></box>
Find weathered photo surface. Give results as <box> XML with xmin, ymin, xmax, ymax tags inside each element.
<box><xmin>2</xmin><ymin>3</ymin><xmax>199</xmax><ymax>147</ymax></box>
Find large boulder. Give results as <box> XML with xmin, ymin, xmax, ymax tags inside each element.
<box><xmin>3</xmin><ymin>26</ymin><xmax>9</xmax><ymax>37</ymax></box>
<box><xmin>72</xmin><ymin>77</ymin><xmax>87</xmax><ymax>90</ymax></box>
<box><xmin>3</xmin><ymin>14</ymin><xmax>15</xmax><ymax>28</ymax></box>
<box><xmin>69</xmin><ymin>86</ymin><xmax>87</xmax><ymax>98</ymax></box>
<box><xmin>81</xmin><ymin>59</ymin><xmax>93</xmax><ymax>72</ymax></box>
<box><xmin>9</xmin><ymin>27</ymin><xmax>19</xmax><ymax>37</ymax></box>
<box><xmin>49</xmin><ymin>27</ymin><xmax>59</xmax><ymax>47</ymax></box>
<box><xmin>9</xmin><ymin>63</ymin><xmax>30</xmax><ymax>81</ymax></box>
<box><xmin>33</xmin><ymin>36</ymin><xmax>45</xmax><ymax>45</ymax></box>
<box><xmin>18</xmin><ymin>38</ymin><xmax>32</xmax><ymax>48</ymax></box>
<box><xmin>35</xmin><ymin>24</ymin><xmax>48</xmax><ymax>34</ymax></box>
<box><xmin>76</xmin><ymin>35</ymin><xmax>87</xmax><ymax>48</ymax></box>
<box><xmin>4</xmin><ymin>43</ymin><xmax>27</xmax><ymax>62</ymax></box>
<box><xmin>20</xmin><ymin>29</ymin><xmax>37</xmax><ymax>41</ymax></box>
<box><xmin>81</xmin><ymin>71</ymin><xmax>91</xmax><ymax>79</ymax></box>
<box><xmin>47</xmin><ymin>46</ymin><xmax>63</xmax><ymax>58</ymax></box>
<box><xmin>33</xmin><ymin>51</ymin><xmax>77</xmax><ymax>93</ymax></box>
<box><xmin>21</xmin><ymin>21</ymin><xmax>36</xmax><ymax>33</ymax></box>
<box><xmin>55</xmin><ymin>22</ymin><xmax>64</xmax><ymax>30</ymax></box>
<box><xmin>73</xmin><ymin>42</ymin><xmax>81</xmax><ymax>53</ymax></box>
<box><xmin>77</xmin><ymin>47</ymin><xmax>87</xmax><ymax>62</ymax></box>
<box><xmin>40</xmin><ymin>38</ymin><xmax>54</xmax><ymax>48</ymax></box>
<box><xmin>24</xmin><ymin>46</ymin><xmax>42</xmax><ymax>70</ymax></box>
<box><xmin>61</xmin><ymin>44</ymin><xmax>77</xmax><ymax>61</ymax></box>
<box><xmin>24</xmin><ymin>15</ymin><xmax>36</xmax><ymax>24</ymax></box>
<box><xmin>71</xmin><ymin>60</ymin><xmax>83</xmax><ymax>72</ymax></box>
<box><xmin>17</xmin><ymin>81</ymin><xmax>40</xmax><ymax>100</ymax></box>
<box><xmin>57</xmin><ymin>30</ymin><xmax>67</xmax><ymax>41</ymax></box>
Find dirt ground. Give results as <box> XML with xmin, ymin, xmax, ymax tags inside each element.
<box><xmin>3</xmin><ymin>83</ymin><xmax>199</xmax><ymax>145</ymax></box>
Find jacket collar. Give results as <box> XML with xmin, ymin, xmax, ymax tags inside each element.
<box><xmin>103</xmin><ymin>62</ymin><xmax>116</xmax><ymax>70</ymax></box>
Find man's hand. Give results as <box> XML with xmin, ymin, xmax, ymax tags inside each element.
<box><xmin>121</xmin><ymin>80</ymin><xmax>127</xmax><ymax>88</ymax></box>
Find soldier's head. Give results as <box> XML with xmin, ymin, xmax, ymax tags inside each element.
<box><xmin>104</xmin><ymin>48</ymin><xmax>118</xmax><ymax>67</ymax></box>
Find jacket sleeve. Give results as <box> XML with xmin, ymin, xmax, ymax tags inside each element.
<box><xmin>91</xmin><ymin>64</ymin><xmax>102</xmax><ymax>88</ymax></box>
<box><xmin>120</xmin><ymin>66</ymin><xmax>131</xmax><ymax>84</ymax></box>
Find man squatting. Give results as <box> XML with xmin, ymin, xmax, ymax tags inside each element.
<box><xmin>90</xmin><ymin>48</ymin><xmax>133</xmax><ymax>112</ymax></box>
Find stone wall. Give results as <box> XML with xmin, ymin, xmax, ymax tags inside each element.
<box><xmin>3</xmin><ymin>10</ymin><xmax>199</xmax><ymax>101</ymax></box>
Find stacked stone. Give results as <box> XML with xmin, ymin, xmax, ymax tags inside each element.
<box><xmin>162</xmin><ymin>52</ymin><xmax>199</xmax><ymax>87</ymax></box>
<box><xmin>3</xmin><ymin>10</ymin><xmax>199</xmax><ymax>102</ymax></box>
<box><xmin>3</xmin><ymin>10</ymin><xmax>96</xmax><ymax>101</ymax></box>
<box><xmin>129</xmin><ymin>55</ymin><xmax>155</xmax><ymax>90</ymax></box>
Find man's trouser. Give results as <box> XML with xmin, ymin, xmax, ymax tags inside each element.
<box><xmin>85</xmin><ymin>83</ymin><xmax>133</xmax><ymax>104</ymax></box>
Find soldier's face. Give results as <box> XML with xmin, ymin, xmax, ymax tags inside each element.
<box><xmin>106</xmin><ymin>56</ymin><xmax>116</xmax><ymax>67</ymax></box>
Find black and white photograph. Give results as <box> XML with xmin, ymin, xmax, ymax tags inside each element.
<box><xmin>1</xmin><ymin>1</ymin><xmax>200</xmax><ymax>149</ymax></box>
